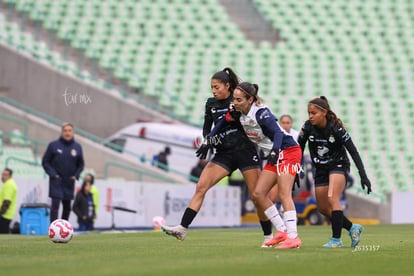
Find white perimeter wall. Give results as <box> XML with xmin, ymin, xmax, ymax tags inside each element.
<box><xmin>390</xmin><ymin>191</ymin><xmax>414</xmax><ymax>224</ymax></box>
<box><xmin>13</xmin><ymin>178</ymin><xmax>241</xmax><ymax>230</ymax></box>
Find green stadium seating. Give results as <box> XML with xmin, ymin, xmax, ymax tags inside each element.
<box><xmin>1</xmin><ymin>0</ymin><xmax>413</xmax><ymax>199</ymax></box>
<box><xmin>0</xmin><ymin>146</ymin><xmax>44</xmax><ymax>178</ymax></box>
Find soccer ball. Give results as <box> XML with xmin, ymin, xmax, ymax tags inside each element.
<box><xmin>152</xmin><ymin>216</ymin><xmax>165</xmax><ymax>230</ymax></box>
<box><xmin>49</xmin><ymin>219</ymin><xmax>74</xmax><ymax>243</ymax></box>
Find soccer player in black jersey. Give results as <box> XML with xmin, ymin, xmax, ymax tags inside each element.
<box><xmin>162</xmin><ymin>68</ymin><xmax>271</xmax><ymax>246</ymax></box>
<box><xmin>298</xmin><ymin>96</ymin><xmax>372</xmax><ymax>248</ymax></box>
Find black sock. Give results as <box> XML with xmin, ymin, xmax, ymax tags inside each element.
<box><xmin>260</xmin><ymin>220</ymin><xmax>272</xmax><ymax>236</ymax></box>
<box><xmin>331</xmin><ymin>210</ymin><xmax>343</xmax><ymax>239</ymax></box>
<box><xmin>343</xmin><ymin>216</ymin><xmax>352</xmax><ymax>231</ymax></box>
<box><xmin>180</xmin><ymin>207</ymin><xmax>198</xmax><ymax>228</ymax></box>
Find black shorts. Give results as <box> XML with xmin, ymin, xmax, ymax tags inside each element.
<box><xmin>314</xmin><ymin>163</ymin><xmax>350</xmax><ymax>187</ymax></box>
<box><xmin>211</xmin><ymin>147</ymin><xmax>261</xmax><ymax>173</ymax></box>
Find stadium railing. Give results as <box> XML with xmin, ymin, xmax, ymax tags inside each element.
<box><xmin>0</xmin><ymin>97</ymin><xmax>196</xmax><ymax>182</ymax></box>
<box><xmin>4</xmin><ymin>156</ymin><xmax>47</xmax><ymax>179</ymax></box>
<box><xmin>0</xmin><ymin>131</ymin><xmax>47</xmax><ymax>161</ymax></box>
<box><xmin>0</xmin><ymin>113</ymin><xmax>29</xmax><ymax>136</ymax></box>
<box><xmin>103</xmin><ymin>161</ymin><xmax>178</xmax><ymax>183</ymax></box>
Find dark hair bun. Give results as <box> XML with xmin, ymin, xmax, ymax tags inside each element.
<box><xmin>253</xmin><ymin>84</ymin><xmax>259</xmax><ymax>93</ymax></box>
<box><xmin>320</xmin><ymin>96</ymin><xmax>328</xmax><ymax>103</ymax></box>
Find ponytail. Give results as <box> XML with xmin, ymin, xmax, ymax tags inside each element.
<box><xmin>236</xmin><ymin>82</ymin><xmax>263</xmax><ymax>104</ymax></box>
<box><xmin>212</xmin><ymin>67</ymin><xmax>240</xmax><ymax>93</ymax></box>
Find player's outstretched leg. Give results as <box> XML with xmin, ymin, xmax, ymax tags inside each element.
<box><xmin>161</xmin><ymin>225</ymin><xmax>187</xmax><ymax>241</ymax></box>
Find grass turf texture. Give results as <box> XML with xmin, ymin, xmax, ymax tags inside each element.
<box><xmin>1</xmin><ymin>224</ymin><xmax>413</xmax><ymax>276</ymax></box>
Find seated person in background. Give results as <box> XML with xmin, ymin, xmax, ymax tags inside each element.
<box><xmin>189</xmin><ymin>159</ymin><xmax>207</xmax><ymax>183</ymax></box>
<box><xmin>157</xmin><ymin>146</ymin><xmax>171</xmax><ymax>171</ymax></box>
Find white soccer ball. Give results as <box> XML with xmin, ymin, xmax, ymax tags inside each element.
<box><xmin>152</xmin><ymin>216</ymin><xmax>165</xmax><ymax>229</ymax></box>
<box><xmin>49</xmin><ymin>219</ymin><xmax>74</xmax><ymax>243</ymax></box>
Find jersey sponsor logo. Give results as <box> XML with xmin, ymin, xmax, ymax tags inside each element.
<box><xmin>71</xmin><ymin>149</ymin><xmax>77</xmax><ymax>157</ymax></box>
<box><xmin>259</xmin><ymin>109</ymin><xmax>271</xmax><ymax>120</ymax></box>
<box><xmin>223</xmin><ymin>128</ymin><xmax>237</xmax><ymax>136</ymax></box>
<box><xmin>245</xmin><ymin>131</ymin><xmax>259</xmax><ymax>137</ymax></box>
<box><xmin>317</xmin><ymin>146</ymin><xmax>329</xmax><ymax>157</ymax></box>
<box><xmin>211</xmin><ymin>107</ymin><xmax>228</xmax><ymax>114</ymax></box>
<box><xmin>213</xmin><ymin>128</ymin><xmax>238</xmax><ymax>145</ymax></box>
<box><xmin>308</xmin><ymin>136</ymin><xmax>326</xmax><ymax>143</ymax></box>
<box><xmin>313</xmin><ymin>157</ymin><xmax>328</xmax><ymax>164</ymax></box>
<box><xmin>57</xmin><ymin>149</ymin><xmax>63</xmax><ymax>154</ymax></box>
<box><xmin>342</xmin><ymin>132</ymin><xmax>350</xmax><ymax>142</ymax></box>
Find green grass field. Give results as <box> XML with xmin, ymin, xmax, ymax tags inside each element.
<box><xmin>1</xmin><ymin>224</ymin><xmax>413</xmax><ymax>276</ymax></box>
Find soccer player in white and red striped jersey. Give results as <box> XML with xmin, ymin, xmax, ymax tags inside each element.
<box><xmin>229</xmin><ymin>82</ymin><xmax>302</xmax><ymax>249</ymax></box>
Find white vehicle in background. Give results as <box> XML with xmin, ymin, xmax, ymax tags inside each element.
<box><xmin>105</xmin><ymin>122</ymin><xmax>203</xmax><ymax>176</ymax></box>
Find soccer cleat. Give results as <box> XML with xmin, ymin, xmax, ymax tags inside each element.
<box><xmin>161</xmin><ymin>225</ymin><xmax>187</xmax><ymax>241</ymax></box>
<box><xmin>263</xmin><ymin>231</ymin><xmax>287</xmax><ymax>246</ymax></box>
<box><xmin>261</xmin><ymin>235</ymin><xmax>273</xmax><ymax>248</ymax></box>
<box><xmin>322</xmin><ymin>238</ymin><xmax>343</xmax><ymax>248</ymax></box>
<box><xmin>275</xmin><ymin>236</ymin><xmax>302</xmax><ymax>249</ymax></box>
<box><xmin>349</xmin><ymin>224</ymin><xmax>363</xmax><ymax>248</ymax></box>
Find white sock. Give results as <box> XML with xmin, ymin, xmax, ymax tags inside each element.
<box><xmin>284</xmin><ymin>210</ymin><xmax>298</xmax><ymax>239</ymax></box>
<box><xmin>263</xmin><ymin>234</ymin><xmax>272</xmax><ymax>242</ymax></box>
<box><xmin>264</xmin><ymin>205</ymin><xmax>287</xmax><ymax>232</ymax></box>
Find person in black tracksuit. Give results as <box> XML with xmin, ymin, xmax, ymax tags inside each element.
<box><xmin>298</xmin><ymin>96</ymin><xmax>372</xmax><ymax>248</ymax></box>
<box><xmin>42</xmin><ymin>123</ymin><xmax>84</xmax><ymax>223</ymax></box>
<box><xmin>162</xmin><ymin>68</ymin><xmax>273</xmax><ymax>246</ymax></box>
<box><xmin>72</xmin><ymin>180</ymin><xmax>95</xmax><ymax>231</ymax></box>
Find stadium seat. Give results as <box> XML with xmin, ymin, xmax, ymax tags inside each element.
<box><xmin>1</xmin><ymin>0</ymin><xmax>413</xmax><ymax>199</ymax></box>
<box><xmin>0</xmin><ymin>146</ymin><xmax>44</xmax><ymax>179</ymax></box>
